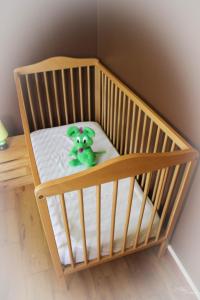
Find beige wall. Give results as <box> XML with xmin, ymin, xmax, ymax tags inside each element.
<box><xmin>97</xmin><ymin>0</ymin><xmax>200</xmax><ymax>289</ymax></box>
<box><xmin>0</xmin><ymin>0</ymin><xmax>97</xmax><ymax>135</ymax></box>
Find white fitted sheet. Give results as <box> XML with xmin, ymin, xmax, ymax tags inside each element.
<box><xmin>31</xmin><ymin>122</ymin><xmax>160</xmax><ymax>265</ymax></box>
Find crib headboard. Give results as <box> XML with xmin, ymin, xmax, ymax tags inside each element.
<box><xmin>14</xmin><ymin>56</ymin><xmax>191</xmax><ymax>153</ymax></box>
<box><xmin>14</xmin><ymin>57</ymin><xmax>99</xmax><ymax>132</ymax></box>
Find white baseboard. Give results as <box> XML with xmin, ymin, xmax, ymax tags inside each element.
<box><xmin>168</xmin><ymin>245</ymin><xmax>200</xmax><ymax>299</ymax></box>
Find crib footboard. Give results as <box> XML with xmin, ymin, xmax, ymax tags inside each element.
<box><xmin>34</xmin><ymin>149</ymin><xmax>198</xmax><ymax>276</ymax></box>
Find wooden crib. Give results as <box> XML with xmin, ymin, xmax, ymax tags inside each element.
<box><xmin>14</xmin><ymin>57</ymin><xmax>198</xmax><ymax>277</ymax></box>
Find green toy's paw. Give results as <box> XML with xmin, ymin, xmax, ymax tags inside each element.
<box><xmin>86</xmin><ymin>160</ymin><xmax>96</xmax><ymax>167</ymax></box>
<box><xmin>69</xmin><ymin>159</ymin><xmax>82</xmax><ymax>167</ymax></box>
<box><xmin>90</xmin><ymin>162</ymin><xmax>96</xmax><ymax>167</ymax></box>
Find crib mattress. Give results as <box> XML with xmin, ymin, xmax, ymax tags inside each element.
<box><xmin>31</xmin><ymin>121</ymin><xmax>160</xmax><ymax>265</ymax></box>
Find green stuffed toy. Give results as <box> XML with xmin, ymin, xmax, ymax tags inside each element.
<box><xmin>67</xmin><ymin>126</ymin><xmax>103</xmax><ymax>167</ymax></box>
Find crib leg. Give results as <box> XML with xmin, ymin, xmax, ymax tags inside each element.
<box><xmin>36</xmin><ymin>197</ymin><xmax>64</xmax><ymax>279</ymax></box>
<box><xmin>158</xmin><ymin>239</ymin><xmax>168</xmax><ymax>258</ymax></box>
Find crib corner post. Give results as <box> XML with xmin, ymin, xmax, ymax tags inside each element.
<box><xmin>158</xmin><ymin>239</ymin><xmax>169</xmax><ymax>258</ymax></box>
<box><xmin>165</xmin><ymin>158</ymin><xmax>197</xmax><ymax>238</ymax></box>
<box><xmin>95</xmin><ymin>65</ymin><xmax>101</xmax><ymax>123</ymax></box>
<box><xmin>158</xmin><ymin>157</ymin><xmax>198</xmax><ymax>259</ymax></box>
<box><xmin>35</xmin><ymin>192</ymin><xmax>64</xmax><ymax>279</ymax></box>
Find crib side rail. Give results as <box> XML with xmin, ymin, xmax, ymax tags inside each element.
<box><xmin>35</xmin><ymin>149</ymin><xmax>197</xmax><ymax>199</ymax></box>
<box><xmin>34</xmin><ymin>149</ymin><xmax>198</xmax><ymax>275</ymax></box>
<box><xmin>96</xmin><ymin>62</ymin><xmax>192</xmax><ymax>152</ymax></box>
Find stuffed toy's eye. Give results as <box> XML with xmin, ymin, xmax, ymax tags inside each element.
<box><xmin>76</xmin><ymin>137</ymin><xmax>80</xmax><ymax>143</ymax></box>
<box><xmin>83</xmin><ymin>137</ymin><xmax>87</xmax><ymax>144</ymax></box>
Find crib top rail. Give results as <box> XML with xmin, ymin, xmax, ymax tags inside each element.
<box><xmin>14</xmin><ymin>56</ymin><xmax>99</xmax><ymax>75</ymax></box>
<box><xmin>35</xmin><ymin>148</ymin><xmax>198</xmax><ymax>199</ymax></box>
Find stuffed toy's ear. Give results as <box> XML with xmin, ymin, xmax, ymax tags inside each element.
<box><xmin>66</xmin><ymin>126</ymin><xmax>79</xmax><ymax>138</ymax></box>
<box><xmin>83</xmin><ymin>127</ymin><xmax>95</xmax><ymax>138</ymax></box>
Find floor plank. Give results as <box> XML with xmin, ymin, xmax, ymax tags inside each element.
<box><xmin>0</xmin><ymin>185</ymin><xmax>197</xmax><ymax>300</ymax></box>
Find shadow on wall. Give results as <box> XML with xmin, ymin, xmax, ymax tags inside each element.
<box><xmin>0</xmin><ymin>0</ymin><xmax>97</xmax><ymax>135</ymax></box>
<box><xmin>97</xmin><ymin>1</ymin><xmax>200</xmax><ymax>151</ymax></box>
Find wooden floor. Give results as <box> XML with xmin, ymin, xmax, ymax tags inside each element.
<box><xmin>0</xmin><ymin>185</ymin><xmax>196</xmax><ymax>300</ymax></box>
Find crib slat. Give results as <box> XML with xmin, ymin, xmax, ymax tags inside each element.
<box><xmin>110</xmin><ymin>180</ymin><xmax>118</xmax><ymax>256</ymax></box>
<box><xmin>156</xmin><ymin>165</ymin><xmax>180</xmax><ymax>240</ymax></box>
<box><xmin>129</xmin><ymin>102</ymin><xmax>136</xmax><ymax>153</ymax></box>
<box><xmin>99</xmin><ymin>72</ymin><xmax>103</xmax><ymax>124</ymax></box>
<box><xmin>116</xmin><ymin>91</ymin><xmax>122</xmax><ymax>150</ymax></box>
<box><xmin>156</xmin><ymin>167</ymin><xmax>169</xmax><ymax>210</ymax></box>
<box><xmin>107</xmin><ymin>79</ymin><xmax>111</xmax><ymax>135</ymax></box>
<box><xmin>78</xmin><ymin>189</ymin><xmax>88</xmax><ymax>264</ymax></box>
<box><xmin>25</xmin><ymin>74</ymin><xmax>37</xmax><ymax>130</ymax></box>
<box><xmin>78</xmin><ymin>67</ymin><xmax>84</xmax><ymax>121</ymax></box>
<box><xmin>34</xmin><ymin>73</ymin><xmax>45</xmax><ymax>128</ymax></box>
<box><xmin>146</xmin><ymin>119</ymin><xmax>154</xmax><ymax>153</ymax></box>
<box><xmin>124</xmin><ymin>99</ymin><xmax>131</xmax><ymax>154</ymax></box>
<box><xmin>53</xmin><ymin>71</ymin><xmax>61</xmax><ymax>126</ymax></box>
<box><xmin>102</xmin><ymin>73</ymin><xmax>106</xmax><ymax>127</ymax></box>
<box><xmin>59</xmin><ymin>194</ymin><xmax>74</xmax><ymax>267</ymax></box>
<box><xmin>136</xmin><ymin>113</ymin><xmax>148</xmax><ymax>180</ymax></box>
<box><xmin>96</xmin><ymin>185</ymin><xmax>101</xmax><ymax>261</ymax></box>
<box><xmin>44</xmin><ymin>72</ymin><xmax>53</xmax><ymax>127</ymax></box>
<box><xmin>103</xmin><ymin>74</ymin><xmax>107</xmax><ymax>130</ymax></box>
<box><xmin>162</xmin><ymin>134</ymin><xmax>168</xmax><ymax>153</ymax></box>
<box><xmin>105</xmin><ymin>77</ymin><xmax>109</xmax><ymax>133</ymax></box>
<box><xmin>140</xmin><ymin>114</ymin><xmax>147</xmax><ymax>153</ymax></box>
<box><xmin>151</xmin><ymin>172</ymin><xmax>161</xmax><ymax>203</ymax></box>
<box><xmin>113</xmin><ymin>86</ymin><xmax>118</xmax><ymax>146</ymax></box>
<box><xmin>103</xmin><ymin>75</ymin><xmax>107</xmax><ymax>130</ymax></box>
<box><xmin>70</xmin><ymin>68</ymin><xmax>76</xmax><ymax>123</ymax></box>
<box><xmin>120</xmin><ymin>93</ymin><xmax>126</xmax><ymax>154</ymax></box>
<box><xmin>95</xmin><ymin>67</ymin><xmax>101</xmax><ymax>123</ymax></box>
<box><xmin>61</xmin><ymin>69</ymin><xmax>69</xmax><ymax>124</ymax></box>
<box><xmin>153</xmin><ymin>127</ymin><xmax>160</xmax><ymax>153</ymax></box>
<box><xmin>140</xmin><ymin>119</ymin><xmax>153</xmax><ymax>187</ymax></box>
<box><xmin>170</xmin><ymin>141</ymin><xmax>176</xmax><ymax>152</ymax></box>
<box><xmin>134</xmin><ymin>107</ymin><xmax>141</xmax><ymax>153</ymax></box>
<box><xmin>109</xmin><ymin>81</ymin><xmax>114</xmax><ymax>140</ymax></box>
<box><xmin>108</xmin><ymin>80</ymin><xmax>112</xmax><ymax>136</ymax></box>
<box><xmin>122</xmin><ymin>177</ymin><xmax>135</xmax><ymax>252</ymax></box>
<box><xmin>101</xmin><ymin>73</ymin><xmax>104</xmax><ymax>126</ymax></box>
<box><xmin>145</xmin><ymin>168</ymin><xmax>166</xmax><ymax>244</ymax></box>
<box><xmin>87</xmin><ymin>66</ymin><xmax>91</xmax><ymax>121</ymax></box>
<box><xmin>133</xmin><ymin>172</ymin><xmax>151</xmax><ymax>248</ymax></box>
<box><xmin>116</xmin><ymin>90</ymin><xmax>122</xmax><ymax>150</ymax></box>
